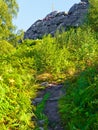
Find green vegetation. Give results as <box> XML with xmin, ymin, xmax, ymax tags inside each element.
<box><xmin>88</xmin><ymin>0</ymin><xmax>98</xmax><ymax>32</ymax></box>
<box><xmin>0</xmin><ymin>0</ymin><xmax>18</xmax><ymax>40</ymax></box>
<box><xmin>34</xmin><ymin>93</ymin><xmax>50</xmax><ymax>130</ymax></box>
<box><xmin>0</xmin><ymin>0</ymin><xmax>98</xmax><ymax>129</ymax></box>
<box><xmin>0</xmin><ymin>40</ymin><xmax>38</xmax><ymax>129</ymax></box>
<box><xmin>59</xmin><ymin>66</ymin><xmax>98</xmax><ymax>130</ymax></box>
<box><xmin>1</xmin><ymin>25</ymin><xmax>97</xmax><ymax>129</ymax></box>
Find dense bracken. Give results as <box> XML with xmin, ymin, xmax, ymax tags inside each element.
<box><xmin>0</xmin><ymin>0</ymin><xmax>98</xmax><ymax>129</ymax></box>
<box><xmin>0</xmin><ymin>25</ymin><xmax>98</xmax><ymax>129</ymax></box>
<box><xmin>59</xmin><ymin>66</ymin><xmax>98</xmax><ymax>130</ymax></box>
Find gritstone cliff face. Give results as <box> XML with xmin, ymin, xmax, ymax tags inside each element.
<box><xmin>24</xmin><ymin>0</ymin><xmax>89</xmax><ymax>40</ymax></box>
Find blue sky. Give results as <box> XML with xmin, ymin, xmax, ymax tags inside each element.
<box><xmin>13</xmin><ymin>0</ymin><xmax>80</xmax><ymax>31</ymax></box>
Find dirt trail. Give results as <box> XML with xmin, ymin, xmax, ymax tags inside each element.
<box><xmin>33</xmin><ymin>83</ymin><xmax>65</xmax><ymax>130</ymax></box>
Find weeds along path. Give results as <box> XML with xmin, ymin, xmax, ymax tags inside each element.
<box><xmin>33</xmin><ymin>83</ymin><xmax>65</xmax><ymax>130</ymax></box>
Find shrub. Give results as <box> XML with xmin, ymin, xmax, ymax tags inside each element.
<box><xmin>59</xmin><ymin>66</ymin><xmax>98</xmax><ymax>130</ymax></box>
<box><xmin>0</xmin><ymin>40</ymin><xmax>15</xmax><ymax>56</ymax></box>
<box><xmin>0</xmin><ymin>44</ymin><xmax>38</xmax><ymax>129</ymax></box>
<box><xmin>31</xmin><ymin>27</ymin><xmax>98</xmax><ymax>80</ymax></box>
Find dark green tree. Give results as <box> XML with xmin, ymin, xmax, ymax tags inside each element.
<box><xmin>88</xmin><ymin>0</ymin><xmax>98</xmax><ymax>32</ymax></box>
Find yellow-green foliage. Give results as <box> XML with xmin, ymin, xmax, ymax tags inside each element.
<box><xmin>0</xmin><ymin>40</ymin><xmax>15</xmax><ymax>55</ymax></box>
<box><xmin>0</xmin><ymin>0</ymin><xmax>18</xmax><ymax>39</ymax></box>
<box><xmin>0</xmin><ymin>0</ymin><xmax>98</xmax><ymax>129</ymax></box>
<box><xmin>0</xmin><ymin>45</ymin><xmax>37</xmax><ymax>129</ymax></box>
<box><xmin>29</xmin><ymin>27</ymin><xmax>98</xmax><ymax>79</ymax></box>
<box><xmin>0</xmin><ymin>25</ymin><xmax>98</xmax><ymax>129</ymax></box>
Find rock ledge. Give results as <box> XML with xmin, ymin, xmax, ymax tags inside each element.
<box><xmin>24</xmin><ymin>0</ymin><xmax>89</xmax><ymax>40</ymax></box>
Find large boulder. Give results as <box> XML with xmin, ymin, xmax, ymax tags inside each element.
<box><xmin>24</xmin><ymin>1</ymin><xmax>89</xmax><ymax>40</ymax></box>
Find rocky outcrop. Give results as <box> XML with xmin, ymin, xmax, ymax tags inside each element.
<box><xmin>24</xmin><ymin>0</ymin><xmax>89</xmax><ymax>40</ymax></box>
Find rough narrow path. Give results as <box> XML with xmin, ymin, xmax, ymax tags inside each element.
<box><xmin>33</xmin><ymin>83</ymin><xmax>65</xmax><ymax>130</ymax></box>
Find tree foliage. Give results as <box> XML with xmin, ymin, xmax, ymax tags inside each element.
<box><xmin>0</xmin><ymin>0</ymin><xmax>18</xmax><ymax>40</ymax></box>
<box><xmin>88</xmin><ymin>0</ymin><xmax>98</xmax><ymax>31</ymax></box>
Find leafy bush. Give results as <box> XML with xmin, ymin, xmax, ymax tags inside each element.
<box><xmin>59</xmin><ymin>66</ymin><xmax>98</xmax><ymax>130</ymax></box>
<box><xmin>88</xmin><ymin>0</ymin><xmax>98</xmax><ymax>32</ymax></box>
<box><xmin>0</xmin><ymin>45</ymin><xmax>38</xmax><ymax>129</ymax></box>
<box><xmin>30</xmin><ymin>27</ymin><xmax>98</xmax><ymax>81</ymax></box>
<box><xmin>0</xmin><ymin>40</ymin><xmax>15</xmax><ymax>56</ymax></box>
<box><xmin>33</xmin><ymin>35</ymin><xmax>71</xmax><ymax>74</ymax></box>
